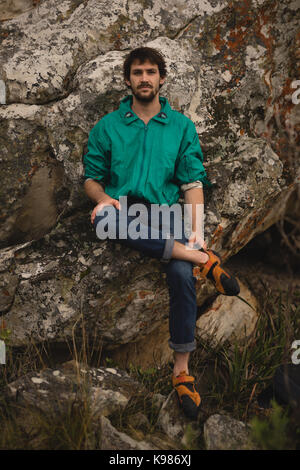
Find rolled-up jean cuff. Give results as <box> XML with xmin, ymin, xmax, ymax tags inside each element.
<box><xmin>168</xmin><ymin>339</ymin><xmax>197</xmax><ymax>353</ymax></box>
<box><xmin>162</xmin><ymin>235</ymin><xmax>175</xmax><ymax>261</ymax></box>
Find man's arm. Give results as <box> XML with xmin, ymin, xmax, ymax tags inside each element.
<box><xmin>84</xmin><ymin>179</ymin><xmax>121</xmax><ymax>224</ymax></box>
<box><xmin>183</xmin><ymin>186</ymin><xmax>207</xmax><ymax>251</ymax></box>
<box><xmin>174</xmin><ymin>120</ymin><xmax>211</xmax><ymax>190</ymax></box>
<box><xmin>84</xmin><ymin>179</ymin><xmax>106</xmax><ymax>204</ymax></box>
<box><xmin>174</xmin><ymin>119</ymin><xmax>210</xmax><ymax>250</ymax></box>
<box><xmin>83</xmin><ymin>122</ymin><xmax>121</xmax><ymax>224</ymax></box>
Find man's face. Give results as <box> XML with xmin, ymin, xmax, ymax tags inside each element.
<box><xmin>125</xmin><ymin>59</ymin><xmax>165</xmax><ymax>103</ymax></box>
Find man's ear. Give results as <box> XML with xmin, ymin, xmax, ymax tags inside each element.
<box><xmin>125</xmin><ymin>79</ymin><xmax>131</xmax><ymax>87</ymax></box>
<box><xmin>160</xmin><ymin>76</ymin><xmax>166</xmax><ymax>86</ymax></box>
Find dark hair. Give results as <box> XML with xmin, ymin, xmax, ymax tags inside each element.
<box><xmin>123</xmin><ymin>47</ymin><xmax>167</xmax><ymax>85</ymax></box>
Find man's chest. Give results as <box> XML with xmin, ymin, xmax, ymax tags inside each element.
<box><xmin>109</xmin><ymin>123</ymin><xmax>182</xmax><ymax>169</ymax></box>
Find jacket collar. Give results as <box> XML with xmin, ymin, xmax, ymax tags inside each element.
<box><xmin>119</xmin><ymin>95</ymin><xmax>171</xmax><ymax>125</ymax></box>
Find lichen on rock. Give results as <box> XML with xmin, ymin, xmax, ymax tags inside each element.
<box><xmin>0</xmin><ymin>0</ymin><xmax>299</xmax><ymax>369</ymax></box>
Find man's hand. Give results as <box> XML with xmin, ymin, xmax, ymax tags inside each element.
<box><xmin>187</xmin><ymin>231</ymin><xmax>207</xmax><ymax>251</ymax></box>
<box><xmin>91</xmin><ymin>194</ymin><xmax>121</xmax><ymax>224</ymax></box>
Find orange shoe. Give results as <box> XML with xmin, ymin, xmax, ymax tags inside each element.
<box><xmin>172</xmin><ymin>370</ymin><xmax>201</xmax><ymax>420</ymax></box>
<box><xmin>193</xmin><ymin>249</ymin><xmax>240</xmax><ymax>296</ymax></box>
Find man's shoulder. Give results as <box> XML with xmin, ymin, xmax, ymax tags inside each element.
<box><xmin>168</xmin><ymin>107</ymin><xmax>195</xmax><ymax>132</ymax></box>
<box><xmin>165</xmin><ymin>100</ymin><xmax>193</xmax><ymax>125</ymax></box>
<box><xmin>170</xmin><ymin>108</ymin><xmax>191</xmax><ymax>122</ymax></box>
<box><xmin>95</xmin><ymin>109</ymin><xmax>120</xmax><ymax>126</ymax></box>
<box><xmin>91</xmin><ymin>109</ymin><xmax>121</xmax><ymax>135</ymax></box>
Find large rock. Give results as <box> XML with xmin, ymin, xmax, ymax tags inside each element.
<box><xmin>196</xmin><ymin>279</ymin><xmax>259</xmax><ymax>346</ymax></box>
<box><xmin>156</xmin><ymin>388</ymin><xmax>200</xmax><ymax>446</ymax></box>
<box><xmin>0</xmin><ymin>0</ymin><xmax>299</xmax><ymax>352</ymax></box>
<box><xmin>106</xmin><ymin>319</ymin><xmax>174</xmax><ymax>369</ymax></box>
<box><xmin>101</xmin><ymin>415</ymin><xmax>184</xmax><ymax>450</ymax></box>
<box><xmin>0</xmin><ymin>0</ymin><xmax>227</xmax><ymax>105</ymax></box>
<box><xmin>204</xmin><ymin>414</ymin><xmax>254</xmax><ymax>450</ymax></box>
<box><xmin>1</xmin><ymin>211</ymin><xmax>215</xmax><ymax>348</ymax></box>
<box><xmin>4</xmin><ymin>359</ymin><xmax>183</xmax><ymax>450</ymax></box>
<box><xmin>0</xmin><ymin>0</ymin><xmax>35</xmax><ymax>21</ymax></box>
<box><xmin>100</xmin><ymin>416</ymin><xmax>155</xmax><ymax>451</ymax></box>
<box><xmin>5</xmin><ymin>360</ymin><xmax>146</xmax><ymax>417</ymax></box>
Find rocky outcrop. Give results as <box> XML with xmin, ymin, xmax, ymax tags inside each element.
<box><xmin>156</xmin><ymin>388</ymin><xmax>199</xmax><ymax>445</ymax></box>
<box><xmin>1</xmin><ymin>0</ymin><xmax>299</xmax><ymax>452</ymax></box>
<box><xmin>4</xmin><ymin>359</ymin><xmax>260</xmax><ymax>450</ymax></box>
<box><xmin>4</xmin><ymin>360</ymin><xmax>182</xmax><ymax>450</ymax></box>
<box><xmin>5</xmin><ymin>360</ymin><xmax>146</xmax><ymax>416</ymax></box>
<box><xmin>196</xmin><ymin>279</ymin><xmax>259</xmax><ymax>346</ymax></box>
<box><xmin>0</xmin><ymin>0</ymin><xmax>35</xmax><ymax>22</ymax></box>
<box><xmin>0</xmin><ymin>0</ymin><xmax>299</xmax><ymax>356</ymax></box>
<box><xmin>0</xmin><ymin>213</ymin><xmax>216</xmax><ymax>347</ymax></box>
<box><xmin>203</xmin><ymin>413</ymin><xmax>254</xmax><ymax>450</ymax></box>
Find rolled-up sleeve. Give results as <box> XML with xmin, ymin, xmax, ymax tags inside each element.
<box><xmin>83</xmin><ymin>122</ymin><xmax>110</xmax><ymax>185</ymax></box>
<box><xmin>174</xmin><ymin>120</ymin><xmax>211</xmax><ymax>188</ymax></box>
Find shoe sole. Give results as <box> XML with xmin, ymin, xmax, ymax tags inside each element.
<box><xmin>194</xmin><ymin>250</ymin><xmax>240</xmax><ymax>296</ymax></box>
<box><xmin>173</xmin><ymin>383</ymin><xmax>201</xmax><ymax>420</ymax></box>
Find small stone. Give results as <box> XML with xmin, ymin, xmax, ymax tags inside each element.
<box><xmin>31</xmin><ymin>377</ymin><xmax>47</xmax><ymax>384</ymax></box>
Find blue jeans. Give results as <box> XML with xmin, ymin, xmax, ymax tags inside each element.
<box><xmin>93</xmin><ymin>197</ymin><xmax>198</xmax><ymax>353</ymax></box>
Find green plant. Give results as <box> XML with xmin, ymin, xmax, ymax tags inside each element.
<box><xmin>0</xmin><ymin>303</ymin><xmax>103</xmax><ymax>450</ymax></box>
<box><xmin>28</xmin><ymin>396</ymin><xmax>99</xmax><ymax>450</ymax></box>
<box><xmin>1</xmin><ymin>284</ymin><xmax>298</xmax><ymax>450</ymax></box>
<box><xmin>190</xmin><ymin>287</ymin><xmax>300</xmax><ymax>422</ymax></box>
<box><xmin>0</xmin><ymin>392</ymin><xmax>99</xmax><ymax>450</ymax></box>
<box><xmin>249</xmin><ymin>400</ymin><xmax>292</xmax><ymax>450</ymax></box>
<box><xmin>0</xmin><ymin>328</ymin><xmax>11</xmax><ymax>342</ymax></box>
<box><xmin>107</xmin><ymin>362</ymin><xmax>173</xmax><ymax>435</ymax></box>
<box><xmin>128</xmin><ymin>362</ymin><xmax>173</xmax><ymax>395</ymax></box>
<box><xmin>182</xmin><ymin>423</ymin><xmax>202</xmax><ymax>450</ymax></box>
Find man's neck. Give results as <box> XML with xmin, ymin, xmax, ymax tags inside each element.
<box><xmin>131</xmin><ymin>95</ymin><xmax>161</xmax><ymax>124</ymax></box>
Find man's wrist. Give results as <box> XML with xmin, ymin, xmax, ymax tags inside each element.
<box><xmin>96</xmin><ymin>194</ymin><xmax>106</xmax><ymax>204</ymax></box>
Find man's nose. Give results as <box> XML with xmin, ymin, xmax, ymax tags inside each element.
<box><xmin>140</xmin><ymin>72</ymin><xmax>150</xmax><ymax>82</ymax></box>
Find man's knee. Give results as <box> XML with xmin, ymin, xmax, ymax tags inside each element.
<box><xmin>164</xmin><ymin>259</ymin><xmax>194</xmax><ymax>283</ymax></box>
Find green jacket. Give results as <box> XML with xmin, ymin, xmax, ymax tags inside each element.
<box><xmin>83</xmin><ymin>95</ymin><xmax>210</xmax><ymax>205</ymax></box>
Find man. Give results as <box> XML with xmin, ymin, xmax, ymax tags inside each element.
<box><xmin>83</xmin><ymin>47</ymin><xmax>239</xmax><ymax>420</ymax></box>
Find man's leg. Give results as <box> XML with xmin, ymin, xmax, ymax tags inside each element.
<box><xmin>162</xmin><ymin>218</ymin><xmax>198</xmax><ymax>378</ymax></box>
<box><xmin>164</xmin><ymin>258</ymin><xmax>196</xmax><ymax>376</ymax></box>
<box><xmin>94</xmin><ymin>204</ymin><xmax>203</xmax><ymax>365</ymax></box>
<box><xmin>93</xmin><ymin>203</ymin><xmax>201</xmax><ymax>419</ymax></box>
<box><xmin>93</xmin><ymin>202</ymin><xmax>238</xmax><ymax>285</ymax></box>
<box><xmin>173</xmin><ymin>352</ymin><xmax>190</xmax><ymax>376</ymax></box>
<box><xmin>161</xmin><ymin>212</ymin><xmax>204</xmax><ymax>421</ymax></box>
<box><xmin>94</xmin><ymin>202</ymin><xmax>174</xmax><ymax>260</ymax></box>
<box><xmin>163</xmin><ymin>250</ymin><xmax>202</xmax><ymax>421</ymax></box>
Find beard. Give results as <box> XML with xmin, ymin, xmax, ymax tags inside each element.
<box><xmin>131</xmin><ymin>85</ymin><xmax>159</xmax><ymax>103</ymax></box>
